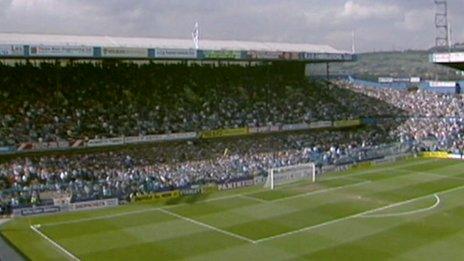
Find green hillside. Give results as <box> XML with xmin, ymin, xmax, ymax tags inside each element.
<box><xmin>309</xmin><ymin>51</ymin><xmax>464</xmax><ymax>81</ymax></box>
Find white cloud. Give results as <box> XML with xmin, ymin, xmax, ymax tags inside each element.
<box><xmin>0</xmin><ymin>0</ymin><xmax>461</xmax><ymax>51</ymax></box>
<box><xmin>342</xmin><ymin>0</ymin><xmax>400</xmax><ymax>20</ymax></box>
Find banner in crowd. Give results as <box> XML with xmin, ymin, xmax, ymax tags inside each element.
<box><xmin>124</xmin><ymin>132</ymin><xmax>197</xmax><ymax>144</ymax></box>
<box><xmin>87</xmin><ymin>137</ymin><xmax>125</xmax><ymax>147</ymax></box>
<box><xmin>309</xmin><ymin>121</ymin><xmax>332</xmax><ymax>129</ymax></box>
<box><xmin>281</xmin><ymin>123</ymin><xmax>310</xmax><ymax>131</ymax></box>
<box><xmin>101</xmin><ymin>47</ymin><xmax>149</xmax><ymax>58</ymax></box>
<box><xmin>333</xmin><ymin>119</ymin><xmax>361</xmax><ymax>128</ymax></box>
<box><xmin>202</xmin><ymin>50</ymin><xmax>242</xmax><ymax>59</ymax></box>
<box><xmin>201</xmin><ymin>127</ymin><xmax>249</xmax><ymax>139</ymax></box>
<box><xmin>428</xmin><ymin>81</ymin><xmax>456</xmax><ymax>88</ymax></box>
<box><xmin>0</xmin><ymin>45</ymin><xmax>24</xmax><ymax>56</ymax></box>
<box><xmin>249</xmin><ymin>125</ymin><xmax>281</xmax><ymax>134</ymax></box>
<box><xmin>29</xmin><ymin>45</ymin><xmax>93</xmax><ymax>57</ymax></box>
<box><xmin>17</xmin><ymin>141</ymin><xmax>70</xmax><ymax>151</ymax></box>
<box><xmin>422</xmin><ymin>151</ymin><xmax>453</xmax><ymax>159</ymax></box>
<box><xmin>0</xmin><ymin>146</ymin><xmax>15</xmax><ymax>154</ymax></box>
<box><xmin>155</xmin><ymin>48</ymin><xmax>197</xmax><ymax>59</ymax></box>
<box><xmin>379</xmin><ymin>77</ymin><xmax>421</xmax><ymax>84</ymax></box>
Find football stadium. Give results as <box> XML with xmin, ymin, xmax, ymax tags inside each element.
<box><xmin>1</xmin><ymin>2</ymin><xmax>464</xmax><ymax>261</ymax></box>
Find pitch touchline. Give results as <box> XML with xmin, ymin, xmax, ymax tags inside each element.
<box><xmin>254</xmin><ymin>184</ymin><xmax>464</xmax><ymax>243</ymax></box>
<box><xmin>30</xmin><ymin>225</ymin><xmax>80</xmax><ymax>261</ymax></box>
<box><xmin>360</xmin><ymin>194</ymin><xmax>440</xmax><ymax>218</ymax></box>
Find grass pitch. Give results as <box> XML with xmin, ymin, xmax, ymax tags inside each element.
<box><xmin>3</xmin><ymin>158</ymin><xmax>464</xmax><ymax>260</ymax></box>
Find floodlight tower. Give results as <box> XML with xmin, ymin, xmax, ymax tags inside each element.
<box><xmin>434</xmin><ymin>0</ymin><xmax>450</xmax><ymax>49</ymax></box>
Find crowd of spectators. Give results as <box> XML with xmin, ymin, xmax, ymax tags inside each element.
<box><xmin>0</xmin><ymin>62</ymin><xmax>397</xmax><ymax>147</ymax></box>
<box><xmin>0</xmin><ymin>62</ymin><xmax>462</xmax><ymax>213</ymax></box>
<box><xmin>0</xmin><ymin>127</ymin><xmax>392</xmax><ymax>209</ymax></box>
<box><xmin>338</xmin><ymin>80</ymin><xmax>464</xmax><ymax>152</ymax></box>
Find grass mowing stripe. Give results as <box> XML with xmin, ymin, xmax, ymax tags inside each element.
<box><xmin>157</xmin><ymin>208</ymin><xmax>256</xmax><ymax>243</ymax></box>
<box><xmin>30</xmin><ymin>225</ymin><xmax>80</xmax><ymax>261</ymax></box>
<box><xmin>239</xmin><ymin>195</ymin><xmax>269</xmax><ymax>203</ymax></box>
<box><xmin>254</xmin><ymin>182</ymin><xmax>464</xmax><ymax>243</ymax></box>
<box><xmin>270</xmin><ymin>181</ymin><xmax>371</xmax><ymax>203</ymax></box>
<box><xmin>320</xmin><ymin>158</ymin><xmax>437</xmax><ymax>182</ymax></box>
<box><xmin>406</xmin><ymin>170</ymin><xmax>464</xmax><ymax>181</ymax></box>
<box><xmin>361</xmin><ymin>194</ymin><xmax>440</xmax><ymax>218</ymax></box>
<box><xmin>42</xmin><ymin>159</ymin><xmax>434</xmax><ymax>228</ymax></box>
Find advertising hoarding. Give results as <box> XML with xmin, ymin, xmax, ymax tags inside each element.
<box><xmin>202</xmin><ymin>50</ymin><xmax>242</xmax><ymax>59</ymax></box>
<box><xmin>0</xmin><ymin>45</ymin><xmax>24</xmax><ymax>56</ymax></box>
<box><xmin>155</xmin><ymin>48</ymin><xmax>197</xmax><ymax>59</ymax></box>
<box><xmin>101</xmin><ymin>47</ymin><xmax>149</xmax><ymax>58</ymax></box>
<box><xmin>29</xmin><ymin>45</ymin><xmax>93</xmax><ymax>57</ymax></box>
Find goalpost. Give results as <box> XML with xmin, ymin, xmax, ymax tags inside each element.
<box><xmin>264</xmin><ymin>163</ymin><xmax>316</xmax><ymax>190</ymax></box>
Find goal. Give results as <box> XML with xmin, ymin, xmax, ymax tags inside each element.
<box><xmin>264</xmin><ymin>163</ymin><xmax>316</xmax><ymax>190</ymax></box>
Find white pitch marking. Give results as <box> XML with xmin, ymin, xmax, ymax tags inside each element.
<box><xmin>254</xmin><ymin>184</ymin><xmax>464</xmax><ymax>243</ymax></box>
<box><xmin>44</xmin><ymin>194</ymin><xmax>258</xmax><ymax>227</ymax></box>
<box><xmin>271</xmin><ymin>181</ymin><xmax>371</xmax><ymax>203</ymax></box>
<box><xmin>157</xmin><ymin>208</ymin><xmax>256</xmax><ymax>243</ymax></box>
<box><xmin>43</xmin><ymin>159</ymin><xmax>435</xmax><ymax>227</ymax></box>
<box><xmin>30</xmin><ymin>225</ymin><xmax>80</xmax><ymax>261</ymax></box>
<box><xmin>360</xmin><ymin>194</ymin><xmax>440</xmax><ymax>218</ymax></box>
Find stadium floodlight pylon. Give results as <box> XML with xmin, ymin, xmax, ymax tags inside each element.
<box><xmin>265</xmin><ymin>163</ymin><xmax>316</xmax><ymax>190</ymax></box>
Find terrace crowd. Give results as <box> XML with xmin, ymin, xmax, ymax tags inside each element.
<box><xmin>338</xmin><ymin>80</ymin><xmax>464</xmax><ymax>152</ymax></box>
<box><xmin>0</xmin><ymin>62</ymin><xmax>399</xmax><ymax>147</ymax></box>
<box><xmin>0</xmin><ymin>62</ymin><xmax>462</xmax><ymax>213</ymax></box>
<box><xmin>0</xmin><ymin>127</ymin><xmax>394</xmax><ymax>209</ymax></box>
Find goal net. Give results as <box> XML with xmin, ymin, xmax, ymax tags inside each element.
<box><xmin>264</xmin><ymin>163</ymin><xmax>316</xmax><ymax>190</ymax></box>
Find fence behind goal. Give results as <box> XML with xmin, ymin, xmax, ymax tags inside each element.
<box><xmin>264</xmin><ymin>163</ymin><xmax>316</xmax><ymax>190</ymax></box>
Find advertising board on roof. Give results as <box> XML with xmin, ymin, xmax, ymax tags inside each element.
<box><xmin>155</xmin><ymin>48</ymin><xmax>197</xmax><ymax>59</ymax></box>
<box><xmin>248</xmin><ymin>51</ymin><xmax>282</xmax><ymax>60</ymax></box>
<box><xmin>432</xmin><ymin>52</ymin><xmax>464</xmax><ymax>63</ymax></box>
<box><xmin>29</xmin><ymin>45</ymin><xmax>93</xmax><ymax>57</ymax></box>
<box><xmin>280</xmin><ymin>52</ymin><xmax>300</xmax><ymax>60</ymax></box>
<box><xmin>0</xmin><ymin>45</ymin><xmax>24</xmax><ymax>56</ymax></box>
<box><xmin>306</xmin><ymin>53</ymin><xmax>354</xmax><ymax>61</ymax></box>
<box><xmin>202</xmin><ymin>50</ymin><xmax>242</xmax><ymax>59</ymax></box>
<box><xmin>101</xmin><ymin>47</ymin><xmax>149</xmax><ymax>58</ymax></box>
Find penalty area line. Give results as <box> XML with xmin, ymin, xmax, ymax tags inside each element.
<box><xmin>255</xmin><ymin>183</ymin><xmax>464</xmax><ymax>244</ymax></box>
<box><xmin>30</xmin><ymin>225</ymin><xmax>80</xmax><ymax>261</ymax></box>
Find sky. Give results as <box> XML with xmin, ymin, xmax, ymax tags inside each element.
<box><xmin>0</xmin><ymin>0</ymin><xmax>463</xmax><ymax>52</ymax></box>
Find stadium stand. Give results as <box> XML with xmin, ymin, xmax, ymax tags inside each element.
<box><xmin>0</xmin><ymin>34</ymin><xmax>462</xmax><ymax>216</ymax></box>
<box><xmin>0</xmin><ymin>62</ymin><xmax>399</xmax><ymax>147</ymax></box>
